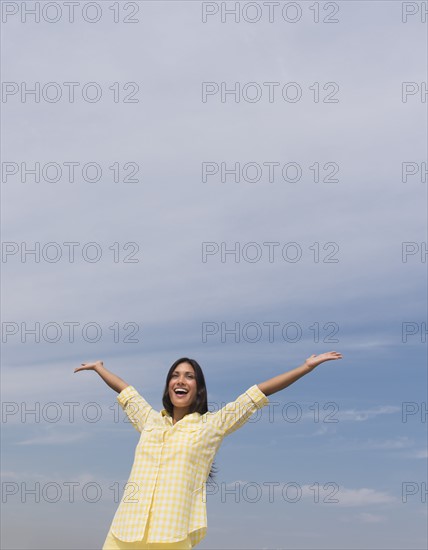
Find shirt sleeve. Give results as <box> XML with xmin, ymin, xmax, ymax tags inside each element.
<box><xmin>116</xmin><ymin>385</ymin><xmax>153</xmax><ymax>433</ymax></box>
<box><xmin>206</xmin><ymin>384</ymin><xmax>269</xmax><ymax>437</ymax></box>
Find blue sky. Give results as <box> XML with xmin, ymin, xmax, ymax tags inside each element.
<box><xmin>1</xmin><ymin>1</ymin><xmax>427</xmax><ymax>549</ymax></box>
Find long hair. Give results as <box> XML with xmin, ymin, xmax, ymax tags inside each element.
<box><xmin>162</xmin><ymin>357</ymin><xmax>218</xmax><ymax>482</ymax></box>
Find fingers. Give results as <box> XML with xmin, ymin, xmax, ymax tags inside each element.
<box><xmin>74</xmin><ymin>363</ymin><xmax>91</xmax><ymax>372</ymax></box>
<box><xmin>327</xmin><ymin>351</ymin><xmax>343</xmax><ymax>359</ymax></box>
<box><xmin>74</xmin><ymin>360</ymin><xmax>102</xmax><ymax>372</ymax></box>
<box><xmin>310</xmin><ymin>352</ymin><xmax>342</xmax><ymax>358</ymax></box>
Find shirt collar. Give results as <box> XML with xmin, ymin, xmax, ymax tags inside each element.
<box><xmin>161</xmin><ymin>409</ymin><xmax>201</xmax><ymax>425</ymax></box>
<box><xmin>161</xmin><ymin>409</ymin><xmax>170</xmax><ymax>418</ymax></box>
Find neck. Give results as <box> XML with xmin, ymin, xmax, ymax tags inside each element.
<box><xmin>172</xmin><ymin>407</ymin><xmax>189</xmax><ymax>424</ymax></box>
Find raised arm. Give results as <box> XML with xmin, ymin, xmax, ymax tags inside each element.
<box><xmin>257</xmin><ymin>351</ymin><xmax>342</xmax><ymax>397</ymax></box>
<box><xmin>74</xmin><ymin>360</ymin><xmax>129</xmax><ymax>393</ymax></box>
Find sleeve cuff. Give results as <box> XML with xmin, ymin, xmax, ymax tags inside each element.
<box><xmin>117</xmin><ymin>385</ymin><xmax>137</xmax><ymax>407</ymax></box>
<box><xmin>246</xmin><ymin>384</ymin><xmax>269</xmax><ymax>409</ymax></box>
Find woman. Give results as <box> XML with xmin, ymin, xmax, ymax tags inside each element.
<box><xmin>74</xmin><ymin>351</ymin><xmax>342</xmax><ymax>549</ymax></box>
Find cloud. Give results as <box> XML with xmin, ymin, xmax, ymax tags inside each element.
<box><xmin>341</xmin><ymin>512</ymin><xmax>387</xmax><ymax>524</ymax></box>
<box><xmin>1</xmin><ymin>469</ymin><xmax>97</xmax><ymax>484</ymax></box>
<box><xmin>360</xmin><ymin>436</ymin><xmax>413</xmax><ymax>450</ymax></box>
<box><xmin>15</xmin><ymin>431</ymin><xmax>89</xmax><ymax>446</ymax></box>
<box><xmin>337</xmin><ymin>406</ymin><xmax>401</xmax><ymax>422</ymax></box>
<box><xmin>357</xmin><ymin>512</ymin><xmax>386</xmax><ymax>523</ymax></box>
<box><xmin>403</xmin><ymin>449</ymin><xmax>428</xmax><ymax>459</ymax></box>
<box><xmin>319</xmin><ymin>486</ymin><xmax>397</xmax><ymax>507</ymax></box>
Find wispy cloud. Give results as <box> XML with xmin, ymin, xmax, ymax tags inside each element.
<box><xmin>15</xmin><ymin>431</ymin><xmax>89</xmax><ymax>446</ymax></box>
<box><xmin>1</xmin><ymin>470</ymin><xmax>98</xmax><ymax>484</ymax></box>
<box><xmin>340</xmin><ymin>512</ymin><xmax>387</xmax><ymax>524</ymax></box>
<box><xmin>320</xmin><ymin>486</ymin><xmax>397</xmax><ymax>507</ymax></box>
<box><xmin>357</xmin><ymin>512</ymin><xmax>387</xmax><ymax>523</ymax></box>
<box><xmin>360</xmin><ymin>436</ymin><xmax>413</xmax><ymax>450</ymax></box>
<box><xmin>403</xmin><ymin>449</ymin><xmax>428</xmax><ymax>459</ymax></box>
<box><xmin>337</xmin><ymin>406</ymin><xmax>401</xmax><ymax>422</ymax></box>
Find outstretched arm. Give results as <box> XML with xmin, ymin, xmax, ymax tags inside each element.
<box><xmin>257</xmin><ymin>351</ymin><xmax>342</xmax><ymax>397</ymax></box>
<box><xmin>74</xmin><ymin>360</ymin><xmax>129</xmax><ymax>393</ymax></box>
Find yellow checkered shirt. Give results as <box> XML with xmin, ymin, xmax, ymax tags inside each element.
<box><xmin>109</xmin><ymin>383</ymin><xmax>269</xmax><ymax>546</ymax></box>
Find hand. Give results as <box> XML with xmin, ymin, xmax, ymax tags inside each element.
<box><xmin>74</xmin><ymin>360</ymin><xmax>104</xmax><ymax>373</ymax></box>
<box><xmin>304</xmin><ymin>351</ymin><xmax>342</xmax><ymax>370</ymax></box>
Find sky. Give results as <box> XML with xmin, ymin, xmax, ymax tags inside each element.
<box><xmin>1</xmin><ymin>1</ymin><xmax>427</xmax><ymax>549</ymax></box>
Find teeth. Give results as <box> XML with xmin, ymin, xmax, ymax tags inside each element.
<box><xmin>175</xmin><ymin>389</ymin><xmax>188</xmax><ymax>394</ymax></box>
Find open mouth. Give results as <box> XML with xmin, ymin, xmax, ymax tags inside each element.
<box><xmin>174</xmin><ymin>388</ymin><xmax>189</xmax><ymax>396</ymax></box>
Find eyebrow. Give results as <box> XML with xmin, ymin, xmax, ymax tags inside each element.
<box><xmin>172</xmin><ymin>370</ymin><xmax>194</xmax><ymax>374</ymax></box>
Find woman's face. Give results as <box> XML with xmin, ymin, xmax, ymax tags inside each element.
<box><xmin>168</xmin><ymin>362</ymin><xmax>197</xmax><ymax>410</ymax></box>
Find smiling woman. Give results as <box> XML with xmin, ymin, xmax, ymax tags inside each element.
<box><xmin>73</xmin><ymin>351</ymin><xmax>342</xmax><ymax>549</ymax></box>
<box><xmin>166</xmin><ymin>360</ymin><xmax>199</xmax><ymax>424</ymax></box>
